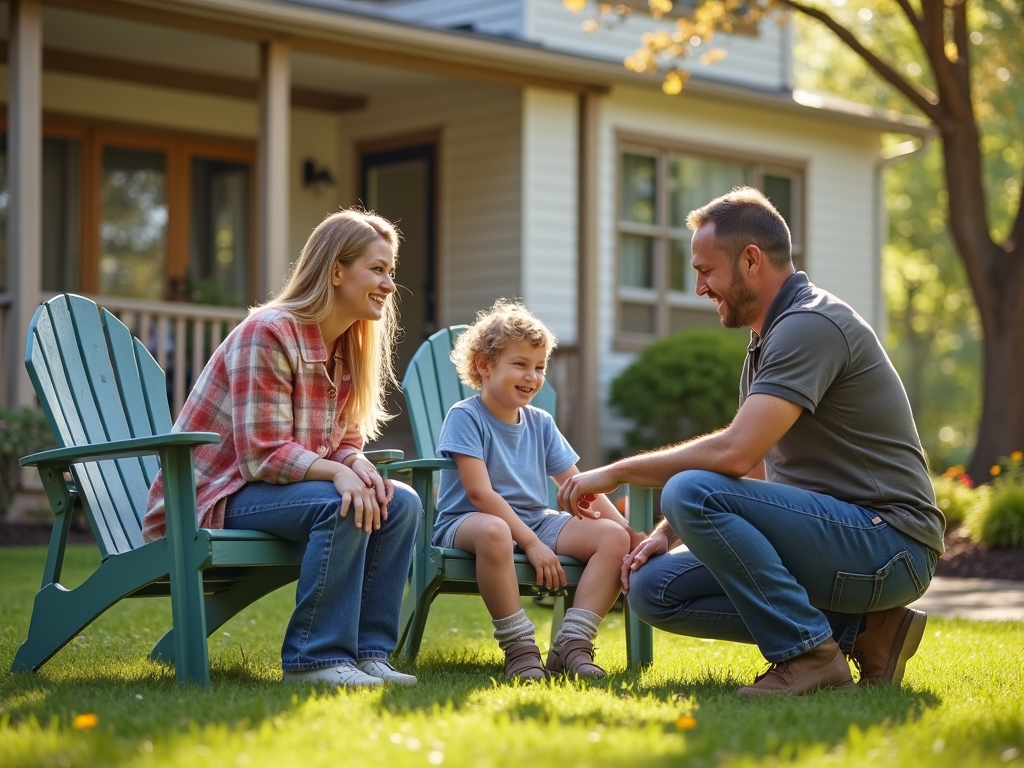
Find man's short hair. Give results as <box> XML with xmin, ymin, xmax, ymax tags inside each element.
<box><xmin>686</xmin><ymin>186</ymin><xmax>793</xmax><ymax>269</ymax></box>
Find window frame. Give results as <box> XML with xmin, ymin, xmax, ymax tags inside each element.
<box><xmin>1</xmin><ymin>113</ymin><xmax>256</xmax><ymax>303</ymax></box>
<box><xmin>614</xmin><ymin>132</ymin><xmax>805</xmax><ymax>351</ymax></box>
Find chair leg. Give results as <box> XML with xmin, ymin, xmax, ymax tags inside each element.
<box><xmin>11</xmin><ymin>547</ymin><xmax>170</xmax><ymax>675</ymax></box>
<box><xmin>624</xmin><ymin>603</ymin><xmax>654</xmax><ymax>668</ymax></box>
<box><xmin>399</xmin><ymin>583</ymin><xmax>439</xmax><ymax>662</ymax></box>
<box><xmin>151</xmin><ymin>566</ymin><xmax>299</xmax><ymax>665</ymax></box>
<box><xmin>548</xmin><ymin>595</ymin><xmax>567</xmax><ymax>648</ymax></box>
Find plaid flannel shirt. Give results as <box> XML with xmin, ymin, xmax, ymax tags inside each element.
<box><xmin>142</xmin><ymin>307</ymin><xmax>363</xmax><ymax>541</ymax></box>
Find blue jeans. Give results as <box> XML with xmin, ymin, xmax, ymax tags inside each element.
<box><xmin>626</xmin><ymin>471</ymin><xmax>937</xmax><ymax>662</ymax></box>
<box><xmin>224</xmin><ymin>480</ymin><xmax>420</xmax><ymax>671</ymax></box>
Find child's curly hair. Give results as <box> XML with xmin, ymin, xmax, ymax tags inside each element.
<box><xmin>452</xmin><ymin>299</ymin><xmax>557</xmax><ymax>390</ymax></box>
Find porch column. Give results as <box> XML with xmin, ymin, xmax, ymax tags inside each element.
<box><xmin>7</xmin><ymin>0</ymin><xmax>43</xmax><ymax>407</ymax></box>
<box><xmin>574</xmin><ymin>90</ymin><xmax>601</xmax><ymax>468</ymax></box>
<box><xmin>258</xmin><ymin>39</ymin><xmax>291</xmax><ymax>301</ymax></box>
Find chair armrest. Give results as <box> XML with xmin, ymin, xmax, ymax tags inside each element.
<box><xmin>20</xmin><ymin>432</ymin><xmax>221</xmax><ymax>469</ymax></box>
<box><xmin>379</xmin><ymin>458</ymin><xmax>455</xmax><ymax>473</ymax></box>
<box><xmin>364</xmin><ymin>450</ymin><xmax>404</xmax><ymax>463</ymax></box>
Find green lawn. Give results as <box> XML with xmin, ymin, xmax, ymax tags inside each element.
<box><xmin>1</xmin><ymin>545</ymin><xmax>1022</xmax><ymax>768</ymax></box>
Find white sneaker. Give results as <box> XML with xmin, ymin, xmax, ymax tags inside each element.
<box><xmin>282</xmin><ymin>663</ymin><xmax>384</xmax><ymax>688</ymax></box>
<box><xmin>356</xmin><ymin>659</ymin><xmax>418</xmax><ymax>687</ymax></box>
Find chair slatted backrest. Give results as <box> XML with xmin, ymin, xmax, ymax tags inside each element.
<box><xmin>402</xmin><ymin>325</ymin><xmax>558</xmax><ymax>458</ymax></box>
<box><xmin>25</xmin><ymin>294</ymin><xmax>173</xmax><ymax>559</ymax></box>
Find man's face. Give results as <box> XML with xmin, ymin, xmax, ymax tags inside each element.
<box><xmin>690</xmin><ymin>224</ymin><xmax>760</xmax><ymax>329</ymax></box>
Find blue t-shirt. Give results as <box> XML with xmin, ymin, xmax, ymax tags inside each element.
<box><xmin>433</xmin><ymin>396</ymin><xmax>578</xmax><ymax>538</ymax></box>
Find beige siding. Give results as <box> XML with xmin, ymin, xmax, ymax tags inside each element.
<box><xmin>521</xmin><ymin>87</ymin><xmax>578</xmax><ymax>343</ymax></box>
<box><xmin>527</xmin><ymin>0</ymin><xmax>792</xmax><ymax>92</ymax></box>
<box><xmin>338</xmin><ymin>82</ymin><xmax>523</xmax><ymax>328</ymax></box>
<box><xmin>597</xmin><ymin>85</ymin><xmax>882</xmax><ymax>447</ymax></box>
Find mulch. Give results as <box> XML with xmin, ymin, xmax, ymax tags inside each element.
<box><xmin>0</xmin><ymin>521</ymin><xmax>1021</xmax><ymax>581</ymax></box>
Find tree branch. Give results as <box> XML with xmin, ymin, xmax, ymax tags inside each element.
<box><xmin>893</xmin><ymin>0</ymin><xmax>924</xmax><ymax>39</ymax></box>
<box><xmin>780</xmin><ymin>0</ymin><xmax>940</xmax><ymax>120</ymax></box>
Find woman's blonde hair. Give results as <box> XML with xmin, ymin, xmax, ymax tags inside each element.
<box><xmin>262</xmin><ymin>208</ymin><xmax>400</xmax><ymax>441</ymax></box>
<box><xmin>452</xmin><ymin>299</ymin><xmax>556</xmax><ymax>390</ymax></box>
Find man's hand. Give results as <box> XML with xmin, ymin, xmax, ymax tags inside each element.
<box><xmin>523</xmin><ymin>541</ymin><xmax>566</xmax><ymax>591</ymax></box>
<box><xmin>620</xmin><ymin>527</ymin><xmax>670</xmax><ymax>593</ymax></box>
<box><xmin>558</xmin><ymin>466</ymin><xmax>621</xmax><ymax>518</ymax></box>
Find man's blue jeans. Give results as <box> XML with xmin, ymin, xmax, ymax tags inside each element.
<box><xmin>224</xmin><ymin>480</ymin><xmax>420</xmax><ymax>671</ymax></box>
<box><xmin>626</xmin><ymin>471</ymin><xmax>938</xmax><ymax>662</ymax></box>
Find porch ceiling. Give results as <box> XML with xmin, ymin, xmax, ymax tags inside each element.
<box><xmin>0</xmin><ymin>3</ymin><xmax>453</xmax><ymax>108</ymax></box>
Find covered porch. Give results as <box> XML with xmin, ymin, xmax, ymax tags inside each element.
<box><xmin>0</xmin><ymin>0</ymin><xmax>607</xmax><ymax>460</ymax></box>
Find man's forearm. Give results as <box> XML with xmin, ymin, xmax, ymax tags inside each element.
<box><xmin>653</xmin><ymin>518</ymin><xmax>681</xmax><ymax>548</ymax></box>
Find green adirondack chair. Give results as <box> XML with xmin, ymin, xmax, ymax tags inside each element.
<box><xmin>10</xmin><ymin>293</ymin><xmax>400</xmax><ymax>686</ymax></box>
<box><xmin>388</xmin><ymin>326</ymin><xmax>654</xmax><ymax>667</ymax></box>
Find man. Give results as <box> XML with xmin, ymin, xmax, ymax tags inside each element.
<box><xmin>560</xmin><ymin>187</ymin><xmax>945</xmax><ymax>697</ymax></box>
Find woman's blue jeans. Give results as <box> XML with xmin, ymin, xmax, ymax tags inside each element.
<box><xmin>224</xmin><ymin>480</ymin><xmax>420</xmax><ymax>671</ymax></box>
<box><xmin>626</xmin><ymin>470</ymin><xmax>937</xmax><ymax>663</ymax></box>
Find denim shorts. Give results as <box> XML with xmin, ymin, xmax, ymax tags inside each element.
<box><xmin>433</xmin><ymin>509</ymin><xmax>572</xmax><ymax>551</ymax></box>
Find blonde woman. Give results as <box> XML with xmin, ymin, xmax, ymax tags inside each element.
<box><xmin>143</xmin><ymin>209</ymin><xmax>421</xmax><ymax>689</ymax></box>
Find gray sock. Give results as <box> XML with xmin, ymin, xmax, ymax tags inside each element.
<box><xmin>554</xmin><ymin>607</ymin><xmax>602</xmax><ymax>646</ymax></box>
<box><xmin>492</xmin><ymin>609</ymin><xmax>536</xmax><ymax>651</ymax></box>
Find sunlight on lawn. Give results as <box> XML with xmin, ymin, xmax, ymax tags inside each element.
<box><xmin>1</xmin><ymin>546</ymin><xmax>1022</xmax><ymax>768</ymax></box>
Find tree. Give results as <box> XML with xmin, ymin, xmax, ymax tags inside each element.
<box><xmin>568</xmin><ymin>0</ymin><xmax>1023</xmax><ymax>479</ymax></box>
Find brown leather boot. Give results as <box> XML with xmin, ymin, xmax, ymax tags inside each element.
<box><xmin>850</xmin><ymin>606</ymin><xmax>927</xmax><ymax>687</ymax></box>
<box><xmin>545</xmin><ymin>638</ymin><xmax>607</xmax><ymax>679</ymax></box>
<box><xmin>736</xmin><ymin>638</ymin><xmax>856</xmax><ymax>697</ymax></box>
<box><xmin>504</xmin><ymin>642</ymin><xmax>547</xmax><ymax>681</ymax></box>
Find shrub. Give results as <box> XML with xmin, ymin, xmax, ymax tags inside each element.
<box><xmin>931</xmin><ymin>471</ymin><xmax>986</xmax><ymax>528</ymax></box>
<box><xmin>609</xmin><ymin>328</ymin><xmax>748</xmax><ymax>454</ymax></box>
<box><xmin>967</xmin><ymin>451</ymin><xmax>1024</xmax><ymax>548</ymax></box>
<box><xmin>0</xmin><ymin>406</ymin><xmax>56</xmax><ymax>518</ymax></box>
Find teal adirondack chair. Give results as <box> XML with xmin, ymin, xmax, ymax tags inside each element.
<box><xmin>11</xmin><ymin>294</ymin><xmax>400</xmax><ymax>686</ymax></box>
<box><xmin>388</xmin><ymin>326</ymin><xmax>654</xmax><ymax>666</ymax></box>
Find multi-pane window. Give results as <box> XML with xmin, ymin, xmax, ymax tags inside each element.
<box><xmin>0</xmin><ymin>125</ymin><xmax>253</xmax><ymax>307</ymax></box>
<box><xmin>617</xmin><ymin>142</ymin><xmax>803</xmax><ymax>344</ymax></box>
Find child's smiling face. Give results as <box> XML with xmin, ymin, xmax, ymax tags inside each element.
<box><xmin>476</xmin><ymin>338</ymin><xmax>548</xmax><ymax>423</ymax></box>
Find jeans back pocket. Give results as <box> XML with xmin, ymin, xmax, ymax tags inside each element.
<box><xmin>829</xmin><ymin>550</ymin><xmax>927</xmax><ymax>614</ymax></box>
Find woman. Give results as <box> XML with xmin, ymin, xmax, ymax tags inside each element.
<box><xmin>143</xmin><ymin>209</ymin><xmax>421</xmax><ymax>689</ymax></box>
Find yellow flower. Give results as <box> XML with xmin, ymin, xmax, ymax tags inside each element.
<box><xmin>1011</xmin><ymin>451</ymin><xmax>1022</xmax><ymax>462</ymax></box>
<box><xmin>675</xmin><ymin>715</ymin><xmax>698</xmax><ymax>730</ymax></box>
<box><xmin>991</xmin><ymin>465</ymin><xmax>1001</xmax><ymax>476</ymax></box>
<box><xmin>72</xmin><ymin>713</ymin><xmax>99</xmax><ymax>730</ymax></box>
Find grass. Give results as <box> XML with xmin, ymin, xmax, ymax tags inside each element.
<box><xmin>1</xmin><ymin>546</ymin><xmax>1022</xmax><ymax>768</ymax></box>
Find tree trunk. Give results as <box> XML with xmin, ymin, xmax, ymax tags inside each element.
<box><xmin>938</xmin><ymin>119</ymin><xmax>1024</xmax><ymax>479</ymax></box>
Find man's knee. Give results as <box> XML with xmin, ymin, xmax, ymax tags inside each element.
<box><xmin>625</xmin><ymin>564</ymin><xmax>662</xmax><ymax>625</ymax></box>
<box><xmin>661</xmin><ymin>470</ymin><xmax>740</xmax><ymax>530</ymax></box>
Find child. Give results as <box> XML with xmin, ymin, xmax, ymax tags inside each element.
<box><xmin>433</xmin><ymin>299</ymin><xmax>644</xmax><ymax>680</ymax></box>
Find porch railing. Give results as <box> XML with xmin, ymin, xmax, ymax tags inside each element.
<box><xmin>41</xmin><ymin>292</ymin><xmax>249</xmax><ymax>418</ymax></box>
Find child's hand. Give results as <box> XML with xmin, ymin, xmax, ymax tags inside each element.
<box><xmin>524</xmin><ymin>541</ymin><xmax>566</xmax><ymax>591</ymax></box>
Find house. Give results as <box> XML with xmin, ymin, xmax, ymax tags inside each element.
<box><xmin>0</xmin><ymin>0</ymin><xmax>930</xmax><ymax>465</ymax></box>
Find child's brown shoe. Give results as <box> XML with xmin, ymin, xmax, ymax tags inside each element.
<box><xmin>504</xmin><ymin>642</ymin><xmax>548</xmax><ymax>681</ymax></box>
<box><xmin>545</xmin><ymin>639</ymin><xmax>607</xmax><ymax>679</ymax></box>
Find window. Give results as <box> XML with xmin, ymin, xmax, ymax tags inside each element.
<box><xmin>0</xmin><ymin>123</ymin><xmax>254</xmax><ymax>306</ymax></box>
<box><xmin>616</xmin><ymin>140</ymin><xmax>803</xmax><ymax>344</ymax></box>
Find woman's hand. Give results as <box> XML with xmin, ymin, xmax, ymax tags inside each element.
<box><xmin>523</xmin><ymin>541</ymin><xmax>566</xmax><ymax>591</ymax></box>
<box><xmin>348</xmin><ymin>456</ymin><xmax>393</xmax><ymax>519</ymax></box>
<box><xmin>332</xmin><ymin>464</ymin><xmax>382</xmax><ymax>532</ymax></box>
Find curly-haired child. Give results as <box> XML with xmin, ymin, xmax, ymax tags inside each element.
<box><xmin>433</xmin><ymin>299</ymin><xmax>644</xmax><ymax>680</ymax></box>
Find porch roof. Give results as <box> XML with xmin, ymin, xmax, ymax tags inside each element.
<box><xmin>50</xmin><ymin>0</ymin><xmax>934</xmax><ymax>136</ymax></box>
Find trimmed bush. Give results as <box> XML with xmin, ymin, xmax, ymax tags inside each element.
<box><xmin>609</xmin><ymin>328</ymin><xmax>748</xmax><ymax>454</ymax></box>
